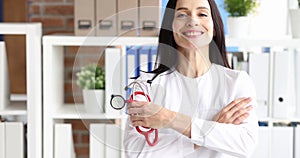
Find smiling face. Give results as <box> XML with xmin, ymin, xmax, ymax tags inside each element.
<box><xmin>172</xmin><ymin>0</ymin><xmax>214</xmax><ymax>50</ymax></box>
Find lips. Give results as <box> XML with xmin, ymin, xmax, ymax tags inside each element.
<box><xmin>182</xmin><ymin>30</ymin><xmax>204</xmax><ymax>37</ymax></box>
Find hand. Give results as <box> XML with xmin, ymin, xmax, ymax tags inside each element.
<box><xmin>213</xmin><ymin>97</ymin><xmax>253</xmax><ymax>125</ymax></box>
<box><xmin>127</xmin><ymin>101</ymin><xmax>175</xmax><ymax>129</ymax></box>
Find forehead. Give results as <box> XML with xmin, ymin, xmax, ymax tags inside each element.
<box><xmin>175</xmin><ymin>0</ymin><xmax>211</xmax><ymax>10</ymax></box>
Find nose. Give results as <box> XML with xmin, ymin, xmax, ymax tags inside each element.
<box><xmin>186</xmin><ymin>16</ymin><xmax>199</xmax><ymax>27</ymax></box>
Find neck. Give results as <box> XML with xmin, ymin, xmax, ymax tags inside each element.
<box><xmin>176</xmin><ymin>46</ymin><xmax>211</xmax><ymax>78</ymax></box>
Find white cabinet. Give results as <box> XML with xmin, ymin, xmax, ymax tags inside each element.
<box><xmin>0</xmin><ymin>23</ymin><xmax>42</xmax><ymax>158</ymax></box>
<box><xmin>43</xmin><ymin>35</ymin><xmax>300</xmax><ymax>158</ymax></box>
<box><xmin>42</xmin><ymin>35</ymin><xmax>158</xmax><ymax>158</ymax></box>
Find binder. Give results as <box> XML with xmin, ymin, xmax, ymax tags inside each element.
<box><xmin>248</xmin><ymin>53</ymin><xmax>269</xmax><ymax>118</ymax></box>
<box><xmin>273</xmin><ymin>51</ymin><xmax>296</xmax><ymax>118</ymax></box>
<box><xmin>6</xmin><ymin>122</ymin><xmax>24</xmax><ymax>158</ymax></box>
<box><xmin>105</xmin><ymin>124</ymin><xmax>121</xmax><ymax>158</ymax></box>
<box><xmin>96</xmin><ymin>0</ymin><xmax>117</xmax><ymax>36</ymax></box>
<box><xmin>126</xmin><ymin>46</ymin><xmax>138</xmax><ymax>98</ymax></box>
<box><xmin>150</xmin><ymin>46</ymin><xmax>158</xmax><ymax>71</ymax></box>
<box><xmin>105</xmin><ymin>48</ymin><xmax>122</xmax><ymax>116</ymax></box>
<box><xmin>250</xmin><ymin>127</ymin><xmax>269</xmax><ymax>158</ymax></box>
<box><xmin>271</xmin><ymin>127</ymin><xmax>293</xmax><ymax>158</ymax></box>
<box><xmin>90</xmin><ymin>124</ymin><xmax>105</xmax><ymax>158</ymax></box>
<box><xmin>0</xmin><ymin>42</ymin><xmax>10</xmax><ymax>111</ymax></box>
<box><xmin>295</xmin><ymin>126</ymin><xmax>300</xmax><ymax>158</ymax></box>
<box><xmin>296</xmin><ymin>50</ymin><xmax>300</xmax><ymax>118</ymax></box>
<box><xmin>54</xmin><ymin>124</ymin><xmax>76</xmax><ymax>158</ymax></box>
<box><xmin>117</xmin><ymin>0</ymin><xmax>138</xmax><ymax>36</ymax></box>
<box><xmin>74</xmin><ymin>0</ymin><xmax>96</xmax><ymax>36</ymax></box>
<box><xmin>126</xmin><ymin>46</ymin><xmax>140</xmax><ymax>82</ymax></box>
<box><xmin>139</xmin><ymin>0</ymin><xmax>161</xmax><ymax>36</ymax></box>
<box><xmin>139</xmin><ymin>46</ymin><xmax>151</xmax><ymax>72</ymax></box>
<box><xmin>0</xmin><ymin>123</ymin><xmax>4</xmax><ymax>158</ymax></box>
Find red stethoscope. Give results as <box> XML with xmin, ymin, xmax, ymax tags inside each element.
<box><xmin>110</xmin><ymin>81</ymin><xmax>159</xmax><ymax>146</ymax></box>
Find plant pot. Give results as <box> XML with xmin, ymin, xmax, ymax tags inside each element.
<box><xmin>82</xmin><ymin>89</ymin><xmax>105</xmax><ymax>114</ymax></box>
<box><xmin>290</xmin><ymin>9</ymin><xmax>300</xmax><ymax>38</ymax></box>
<box><xmin>227</xmin><ymin>16</ymin><xmax>249</xmax><ymax>38</ymax></box>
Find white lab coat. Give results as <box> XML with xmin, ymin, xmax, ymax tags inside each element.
<box><xmin>124</xmin><ymin>64</ymin><xmax>258</xmax><ymax>158</ymax></box>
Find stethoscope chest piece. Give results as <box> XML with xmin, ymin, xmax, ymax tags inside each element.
<box><xmin>110</xmin><ymin>94</ymin><xmax>126</xmax><ymax>110</ymax></box>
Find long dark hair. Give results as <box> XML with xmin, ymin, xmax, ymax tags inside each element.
<box><xmin>148</xmin><ymin>0</ymin><xmax>230</xmax><ymax>80</ymax></box>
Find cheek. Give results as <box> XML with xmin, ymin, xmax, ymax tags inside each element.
<box><xmin>204</xmin><ymin>20</ymin><xmax>214</xmax><ymax>36</ymax></box>
<box><xmin>172</xmin><ymin>20</ymin><xmax>183</xmax><ymax>34</ymax></box>
<box><xmin>172</xmin><ymin>21</ymin><xmax>182</xmax><ymax>42</ymax></box>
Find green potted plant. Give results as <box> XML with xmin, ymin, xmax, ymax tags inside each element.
<box><xmin>290</xmin><ymin>0</ymin><xmax>300</xmax><ymax>38</ymax></box>
<box><xmin>76</xmin><ymin>64</ymin><xmax>105</xmax><ymax>113</ymax></box>
<box><xmin>223</xmin><ymin>0</ymin><xmax>258</xmax><ymax>38</ymax></box>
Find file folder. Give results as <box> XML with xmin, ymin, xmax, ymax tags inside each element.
<box><xmin>105</xmin><ymin>124</ymin><xmax>121</xmax><ymax>158</ymax></box>
<box><xmin>250</xmin><ymin>127</ymin><xmax>269</xmax><ymax>158</ymax></box>
<box><xmin>273</xmin><ymin>51</ymin><xmax>296</xmax><ymax>118</ymax></box>
<box><xmin>54</xmin><ymin>124</ymin><xmax>76</xmax><ymax>158</ymax></box>
<box><xmin>126</xmin><ymin>46</ymin><xmax>140</xmax><ymax>81</ymax></box>
<box><xmin>296</xmin><ymin>50</ymin><xmax>300</xmax><ymax>118</ymax></box>
<box><xmin>271</xmin><ymin>127</ymin><xmax>293</xmax><ymax>158</ymax></box>
<box><xmin>0</xmin><ymin>42</ymin><xmax>10</xmax><ymax>111</ymax></box>
<box><xmin>139</xmin><ymin>0</ymin><xmax>161</xmax><ymax>36</ymax></box>
<box><xmin>150</xmin><ymin>46</ymin><xmax>158</xmax><ymax>71</ymax></box>
<box><xmin>6</xmin><ymin>122</ymin><xmax>24</xmax><ymax>158</ymax></box>
<box><xmin>139</xmin><ymin>46</ymin><xmax>151</xmax><ymax>72</ymax></box>
<box><xmin>96</xmin><ymin>0</ymin><xmax>117</xmax><ymax>36</ymax></box>
<box><xmin>117</xmin><ymin>0</ymin><xmax>138</xmax><ymax>36</ymax></box>
<box><xmin>0</xmin><ymin>123</ymin><xmax>4</xmax><ymax>158</ymax></box>
<box><xmin>295</xmin><ymin>126</ymin><xmax>300</xmax><ymax>158</ymax></box>
<box><xmin>74</xmin><ymin>0</ymin><xmax>96</xmax><ymax>36</ymax></box>
<box><xmin>90</xmin><ymin>124</ymin><xmax>105</xmax><ymax>158</ymax></box>
<box><xmin>105</xmin><ymin>48</ymin><xmax>122</xmax><ymax>116</ymax></box>
<box><xmin>126</xmin><ymin>46</ymin><xmax>139</xmax><ymax>98</ymax></box>
<box><xmin>248</xmin><ymin>53</ymin><xmax>269</xmax><ymax>118</ymax></box>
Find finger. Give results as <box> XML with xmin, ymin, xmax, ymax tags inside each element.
<box><xmin>127</xmin><ymin>101</ymin><xmax>148</xmax><ymax>109</ymax></box>
<box><xmin>127</xmin><ymin>108</ymin><xmax>143</xmax><ymax>115</ymax></box>
<box><xmin>233</xmin><ymin>113</ymin><xmax>250</xmax><ymax>125</ymax></box>
<box><xmin>222</xmin><ymin>97</ymin><xmax>248</xmax><ymax>112</ymax></box>
<box><xmin>132</xmin><ymin>120</ymin><xmax>144</xmax><ymax>127</ymax></box>
<box><xmin>231</xmin><ymin>105</ymin><xmax>253</xmax><ymax>122</ymax></box>
<box><xmin>229</xmin><ymin>97</ymin><xmax>252</xmax><ymax>114</ymax></box>
<box><xmin>130</xmin><ymin>115</ymin><xmax>144</xmax><ymax>122</ymax></box>
<box><xmin>232</xmin><ymin>105</ymin><xmax>253</xmax><ymax>117</ymax></box>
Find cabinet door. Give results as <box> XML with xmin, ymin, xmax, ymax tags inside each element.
<box><xmin>250</xmin><ymin>127</ymin><xmax>269</xmax><ymax>158</ymax></box>
<box><xmin>295</xmin><ymin>126</ymin><xmax>300</xmax><ymax>158</ymax></box>
<box><xmin>271</xmin><ymin>127</ymin><xmax>293</xmax><ymax>158</ymax></box>
<box><xmin>0</xmin><ymin>123</ymin><xmax>4</xmax><ymax>158</ymax></box>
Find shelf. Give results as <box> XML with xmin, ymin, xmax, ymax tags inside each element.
<box><xmin>0</xmin><ymin>101</ymin><xmax>27</xmax><ymax>115</ymax></box>
<box><xmin>43</xmin><ymin>35</ymin><xmax>158</xmax><ymax>46</ymax></box>
<box><xmin>226</xmin><ymin>37</ymin><xmax>300</xmax><ymax>48</ymax></box>
<box><xmin>52</xmin><ymin>104</ymin><xmax>126</xmax><ymax>120</ymax></box>
<box><xmin>271</xmin><ymin>118</ymin><xmax>300</xmax><ymax>123</ymax></box>
<box><xmin>42</xmin><ymin>35</ymin><xmax>300</xmax><ymax>48</ymax></box>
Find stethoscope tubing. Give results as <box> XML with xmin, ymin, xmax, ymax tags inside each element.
<box><xmin>128</xmin><ymin>82</ymin><xmax>159</xmax><ymax>146</ymax></box>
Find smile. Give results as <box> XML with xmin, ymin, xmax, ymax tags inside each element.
<box><xmin>182</xmin><ymin>30</ymin><xmax>204</xmax><ymax>37</ymax></box>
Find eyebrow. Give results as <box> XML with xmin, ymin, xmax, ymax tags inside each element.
<box><xmin>176</xmin><ymin>6</ymin><xmax>209</xmax><ymax>11</ymax></box>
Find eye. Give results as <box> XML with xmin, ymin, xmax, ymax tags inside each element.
<box><xmin>176</xmin><ymin>13</ymin><xmax>188</xmax><ymax>18</ymax></box>
<box><xmin>199</xmin><ymin>13</ymin><xmax>208</xmax><ymax>17</ymax></box>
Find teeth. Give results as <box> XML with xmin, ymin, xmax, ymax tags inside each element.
<box><xmin>184</xmin><ymin>32</ymin><xmax>202</xmax><ymax>36</ymax></box>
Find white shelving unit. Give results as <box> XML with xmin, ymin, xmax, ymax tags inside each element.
<box><xmin>43</xmin><ymin>35</ymin><xmax>300</xmax><ymax>158</ymax></box>
<box><xmin>0</xmin><ymin>23</ymin><xmax>42</xmax><ymax>158</ymax></box>
<box><xmin>43</xmin><ymin>35</ymin><xmax>158</xmax><ymax>158</ymax></box>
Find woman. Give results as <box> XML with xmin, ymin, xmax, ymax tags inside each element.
<box><xmin>124</xmin><ymin>0</ymin><xmax>258</xmax><ymax>157</ymax></box>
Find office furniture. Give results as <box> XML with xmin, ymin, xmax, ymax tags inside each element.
<box><xmin>0</xmin><ymin>23</ymin><xmax>42</xmax><ymax>158</ymax></box>
<box><xmin>43</xmin><ymin>35</ymin><xmax>300</xmax><ymax>158</ymax></box>
<box><xmin>43</xmin><ymin>35</ymin><xmax>157</xmax><ymax>158</ymax></box>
